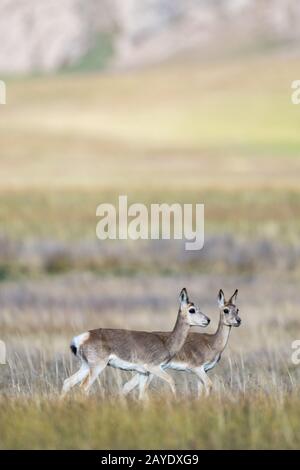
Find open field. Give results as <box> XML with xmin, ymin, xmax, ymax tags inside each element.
<box><xmin>1</xmin><ymin>188</ymin><xmax>300</xmax><ymax>242</ymax></box>
<box><xmin>1</xmin><ymin>272</ymin><xmax>300</xmax><ymax>448</ymax></box>
<box><xmin>1</xmin><ymin>50</ymin><xmax>300</xmax><ymax>448</ymax></box>
<box><xmin>2</xmin><ymin>54</ymin><xmax>300</xmax><ymax>193</ymax></box>
<box><xmin>1</xmin><ymin>53</ymin><xmax>300</xmax><ymax>246</ymax></box>
<box><xmin>2</xmin><ymin>394</ymin><xmax>300</xmax><ymax>450</ymax></box>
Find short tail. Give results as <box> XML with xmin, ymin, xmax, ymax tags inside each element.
<box><xmin>70</xmin><ymin>341</ymin><xmax>77</xmax><ymax>356</ymax></box>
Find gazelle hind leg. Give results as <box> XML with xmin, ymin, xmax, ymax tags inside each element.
<box><xmin>61</xmin><ymin>363</ymin><xmax>89</xmax><ymax>397</ymax></box>
<box><xmin>193</xmin><ymin>367</ymin><xmax>213</xmax><ymax>396</ymax></box>
<box><xmin>138</xmin><ymin>373</ymin><xmax>154</xmax><ymax>400</ymax></box>
<box><xmin>80</xmin><ymin>361</ymin><xmax>107</xmax><ymax>394</ymax></box>
<box><xmin>146</xmin><ymin>366</ymin><xmax>176</xmax><ymax>396</ymax></box>
<box><xmin>122</xmin><ymin>373</ymin><xmax>153</xmax><ymax>399</ymax></box>
<box><xmin>122</xmin><ymin>373</ymin><xmax>141</xmax><ymax>396</ymax></box>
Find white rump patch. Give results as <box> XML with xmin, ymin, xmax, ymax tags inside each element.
<box><xmin>72</xmin><ymin>332</ymin><xmax>90</xmax><ymax>349</ymax></box>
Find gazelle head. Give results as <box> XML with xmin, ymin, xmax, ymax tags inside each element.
<box><xmin>179</xmin><ymin>288</ymin><xmax>210</xmax><ymax>327</ymax></box>
<box><xmin>218</xmin><ymin>289</ymin><xmax>241</xmax><ymax>327</ymax></box>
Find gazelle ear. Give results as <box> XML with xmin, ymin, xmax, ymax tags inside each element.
<box><xmin>179</xmin><ymin>288</ymin><xmax>189</xmax><ymax>306</ymax></box>
<box><xmin>218</xmin><ymin>289</ymin><xmax>225</xmax><ymax>308</ymax></box>
<box><xmin>229</xmin><ymin>289</ymin><xmax>238</xmax><ymax>304</ymax></box>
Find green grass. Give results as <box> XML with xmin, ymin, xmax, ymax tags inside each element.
<box><xmin>1</xmin><ymin>188</ymin><xmax>300</xmax><ymax>241</ymax></box>
<box><xmin>1</xmin><ymin>55</ymin><xmax>300</xmax><ymax>239</ymax></box>
<box><xmin>1</xmin><ymin>54</ymin><xmax>300</xmax><ymax>281</ymax></box>
<box><xmin>3</xmin><ymin>54</ymin><xmax>300</xmax><ymax>169</ymax></box>
<box><xmin>1</xmin><ymin>394</ymin><xmax>300</xmax><ymax>449</ymax></box>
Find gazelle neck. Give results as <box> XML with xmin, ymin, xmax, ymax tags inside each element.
<box><xmin>212</xmin><ymin>312</ymin><xmax>231</xmax><ymax>353</ymax></box>
<box><xmin>165</xmin><ymin>310</ymin><xmax>190</xmax><ymax>358</ymax></box>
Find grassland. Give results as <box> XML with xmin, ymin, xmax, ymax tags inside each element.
<box><xmin>1</xmin><ymin>50</ymin><xmax>300</xmax><ymax>449</ymax></box>
<box><xmin>2</xmin><ymin>188</ymin><xmax>300</xmax><ymax>242</ymax></box>
<box><xmin>2</xmin><ymin>394</ymin><xmax>300</xmax><ymax>450</ymax></box>
<box><xmin>1</xmin><ymin>271</ymin><xmax>300</xmax><ymax>449</ymax></box>
<box><xmin>2</xmin><ymin>54</ymin><xmax>300</xmax><ymax>191</ymax></box>
<box><xmin>5</xmin><ymin>55</ymin><xmax>300</xmax><ymax>143</ymax></box>
<box><xmin>1</xmin><ymin>53</ymin><xmax>300</xmax><ymax>243</ymax></box>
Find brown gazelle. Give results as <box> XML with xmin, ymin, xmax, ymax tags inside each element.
<box><xmin>61</xmin><ymin>288</ymin><xmax>210</xmax><ymax>398</ymax></box>
<box><xmin>123</xmin><ymin>289</ymin><xmax>241</xmax><ymax>397</ymax></box>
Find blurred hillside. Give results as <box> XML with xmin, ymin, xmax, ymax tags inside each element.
<box><xmin>1</xmin><ymin>0</ymin><xmax>300</xmax><ymax>74</ymax></box>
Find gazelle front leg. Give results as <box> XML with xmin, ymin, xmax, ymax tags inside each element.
<box><xmin>146</xmin><ymin>366</ymin><xmax>176</xmax><ymax>396</ymax></box>
<box><xmin>192</xmin><ymin>366</ymin><xmax>213</xmax><ymax>396</ymax></box>
<box><xmin>61</xmin><ymin>364</ymin><xmax>89</xmax><ymax>397</ymax></box>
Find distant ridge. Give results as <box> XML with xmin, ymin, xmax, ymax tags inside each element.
<box><xmin>0</xmin><ymin>0</ymin><xmax>300</xmax><ymax>74</ymax></box>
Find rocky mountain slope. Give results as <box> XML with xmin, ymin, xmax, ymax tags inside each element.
<box><xmin>0</xmin><ymin>0</ymin><xmax>300</xmax><ymax>74</ymax></box>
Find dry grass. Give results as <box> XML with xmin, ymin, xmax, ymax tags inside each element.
<box><xmin>2</xmin><ymin>393</ymin><xmax>300</xmax><ymax>449</ymax></box>
<box><xmin>1</xmin><ymin>337</ymin><xmax>300</xmax><ymax>449</ymax></box>
<box><xmin>1</xmin><ymin>273</ymin><xmax>300</xmax><ymax>448</ymax></box>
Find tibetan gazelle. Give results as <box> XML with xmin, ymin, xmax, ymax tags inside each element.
<box><xmin>62</xmin><ymin>288</ymin><xmax>210</xmax><ymax>398</ymax></box>
<box><xmin>123</xmin><ymin>289</ymin><xmax>241</xmax><ymax>397</ymax></box>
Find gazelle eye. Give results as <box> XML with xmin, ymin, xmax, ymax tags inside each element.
<box><xmin>189</xmin><ymin>308</ymin><xmax>196</xmax><ymax>314</ymax></box>
<box><xmin>223</xmin><ymin>308</ymin><xmax>229</xmax><ymax>314</ymax></box>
